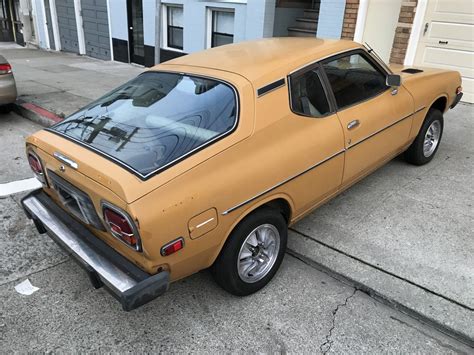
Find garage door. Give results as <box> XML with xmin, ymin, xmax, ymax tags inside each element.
<box><xmin>81</xmin><ymin>0</ymin><xmax>111</xmax><ymax>60</ymax></box>
<box><xmin>55</xmin><ymin>0</ymin><xmax>79</xmax><ymax>53</ymax></box>
<box><xmin>414</xmin><ymin>0</ymin><xmax>474</xmax><ymax>103</ymax></box>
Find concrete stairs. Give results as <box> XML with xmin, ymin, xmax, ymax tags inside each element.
<box><xmin>288</xmin><ymin>6</ymin><xmax>320</xmax><ymax>37</ymax></box>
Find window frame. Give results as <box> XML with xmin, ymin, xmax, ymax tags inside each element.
<box><xmin>46</xmin><ymin>71</ymin><xmax>241</xmax><ymax>181</ymax></box>
<box><xmin>207</xmin><ymin>8</ymin><xmax>235</xmax><ymax>49</ymax></box>
<box><xmin>162</xmin><ymin>4</ymin><xmax>184</xmax><ymax>52</ymax></box>
<box><xmin>319</xmin><ymin>49</ymin><xmax>391</xmax><ymax>112</ymax></box>
<box><xmin>288</xmin><ymin>62</ymin><xmax>336</xmax><ymax>119</ymax></box>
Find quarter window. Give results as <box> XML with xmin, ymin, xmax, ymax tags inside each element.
<box><xmin>165</xmin><ymin>5</ymin><xmax>183</xmax><ymax>50</ymax></box>
<box><xmin>210</xmin><ymin>10</ymin><xmax>234</xmax><ymax>48</ymax></box>
<box><xmin>290</xmin><ymin>68</ymin><xmax>331</xmax><ymax>117</ymax></box>
<box><xmin>322</xmin><ymin>53</ymin><xmax>387</xmax><ymax>109</ymax></box>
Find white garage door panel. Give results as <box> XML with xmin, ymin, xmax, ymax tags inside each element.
<box><xmin>460</xmin><ymin>77</ymin><xmax>473</xmax><ymax>103</ymax></box>
<box><xmin>435</xmin><ymin>0</ymin><xmax>473</xmax><ymax>22</ymax></box>
<box><xmin>429</xmin><ymin>22</ymin><xmax>474</xmax><ymax>48</ymax></box>
<box><xmin>423</xmin><ymin>47</ymin><xmax>474</xmax><ymax>78</ymax></box>
<box><xmin>414</xmin><ymin>0</ymin><xmax>474</xmax><ymax>103</ymax></box>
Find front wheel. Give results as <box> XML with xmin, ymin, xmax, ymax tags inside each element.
<box><xmin>211</xmin><ymin>207</ymin><xmax>287</xmax><ymax>296</ymax></box>
<box><xmin>405</xmin><ymin>108</ymin><xmax>444</xmax><ymax>165</ymax></box>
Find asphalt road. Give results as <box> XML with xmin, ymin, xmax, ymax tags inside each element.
<box><xmin>0</xmin><ymin>111</ymin><xmax>471</xmax><ymax>353</ymax></box>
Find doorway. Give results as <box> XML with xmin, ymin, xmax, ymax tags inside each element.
<box><xmin>0</xmin><ymin>0</ymin><xmax>14</xmax><ymax>42</ymax></box>
<box><xmin>11</xmin><ymin>0</ymin><xmax>23</xmax><ymax>45</ymax></box>
<box><xmin>361</xmin><ymin>0</ymin><xmax>403</xmax><ymax>63</ymax></box>
<box><xmin>127</xmin><ymin>0</ymin><xmax>144</xmax><ymax>65</ymax></box>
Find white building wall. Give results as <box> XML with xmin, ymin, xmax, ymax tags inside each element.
<box><xmin>317</xmin><ymin>0</ymin><xmax>346</xmax><ymax>39</ymax></box>
<box><xmin>109</xmin><ymin>0</ymin><xmax>128</xmax><ymax>40</ymax></box>
<box><xmin>143</xmin><ymin>0</ymin><xmax>156</xmax><ymax>47</ymax></box>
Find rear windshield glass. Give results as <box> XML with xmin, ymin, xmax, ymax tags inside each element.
<box><xmin>50</xmin><ymin>72</ymin><xmax>238</xmax><ymax>178</ymax></box>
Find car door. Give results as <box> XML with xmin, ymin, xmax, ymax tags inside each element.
<box><xmin>321</xmin><ymin>50</ymin><xmax>414</xmax><ymax>184</ymax></box>
<box><xmin>286</xmin><ymin>63</ymin><xmax>345</xmax><ymax>216</ymax></box>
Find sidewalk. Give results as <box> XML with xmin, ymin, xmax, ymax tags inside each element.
<box><xmin>1</xmin><ymin>43</ymin><xmax>142</xmax><ymax>124</ymax></box>
<box><xmin>289</xmin><ymin>102</ymin><xmax>474</xmax><ymax>345</ymax></box>
<box><xmin>2</xmin><ymin>43</ymin><xmax>473</xmax><ymax>346</ymax></box>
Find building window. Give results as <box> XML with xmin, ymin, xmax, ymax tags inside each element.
<box><xmin>209</xmin><ymin>9</ymin><xmax>234</xmax><ymax>48</ymax></box>
<box><xmin>164</xmin><ymin>5</ymin><xmax>183</xmax><ymax>51</ymax></box>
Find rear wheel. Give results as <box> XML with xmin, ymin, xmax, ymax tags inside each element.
<box><xmin>405</xmin><ymin>109</ymin><xmax>444</xmax><ymax>165</ymax></box>
<box><xmin>211</xmin><ymin>207</ymin><xmax>287</xmax><ymax>296</ymax></box>
<box><xmin>0</xmin><ymin>104</ymin><xmax>13</xmax><ymax>114</ymax></box>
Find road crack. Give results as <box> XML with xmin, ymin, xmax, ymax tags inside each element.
<box><xmin>320</xmin><ymin>288</ymin><xmax>358</xmax><ymax>354</ymax></box>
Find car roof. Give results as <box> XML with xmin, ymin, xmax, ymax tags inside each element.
<box><xmin>159</xmin><ymin>38</ymin><xmax>362</xmax><ymax>84</ymax></box>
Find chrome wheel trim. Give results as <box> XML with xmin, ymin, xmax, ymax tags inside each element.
<box><xmin>423</xmin><ymin>120</ymin><xmax>441</xmax><ymax>157</ymax></box>
<box><xmin>237</xmin><ymin>224</ymin><xmax>280</xmax><ymax>283</ymax></box>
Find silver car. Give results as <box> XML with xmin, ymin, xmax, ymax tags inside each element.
<box><xmin>0</xmin><ymin>54</ymin><xmax>17</xmax><ymax>108</ymax></box>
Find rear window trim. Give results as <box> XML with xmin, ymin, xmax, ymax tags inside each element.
<box><xmin>45</xmin><ymin>71</ymin><xmax>240</xmax><ymax>181</ymax></box>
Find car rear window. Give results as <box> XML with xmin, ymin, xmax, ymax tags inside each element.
<box><xmin>50</xmin><ymin>71</ymin><xmax>238</xmax><ymax>178</ymax></box>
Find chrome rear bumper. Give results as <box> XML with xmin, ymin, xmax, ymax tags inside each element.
<box><xmin>21</xmin><ymin>189</ymin><xmax>169</xmax><ymax>311</ymax></box>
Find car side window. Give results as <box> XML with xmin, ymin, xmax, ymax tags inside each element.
<box><xmin>290</xmin><ymin>68</ymin><xmax>331</xmax><ymax>117</ymax></box>
<box><xmin>322</xmin><ymin>52</ymin><xmax>388</xmax><ymax>109</ymax></box>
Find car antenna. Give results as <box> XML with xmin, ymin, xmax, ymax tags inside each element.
<box><xmin>364</xmin><ymin>42</ymin><xmax>393</xmax><ymax>73</ymax></box>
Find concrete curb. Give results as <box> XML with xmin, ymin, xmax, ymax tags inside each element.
<box><xmin>13</xmin><ymin>99</ymin><xmax>63</xmax><ymax>127</ymax></box>
<box><xmin>287</xmin><ymin>230</ymin><xmax>474</xmax><ymax>348</ymax></box>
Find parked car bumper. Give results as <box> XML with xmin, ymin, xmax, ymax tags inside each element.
<box><xmin>450</xmin><ymin>92</ymin><xmax>463</xmax><ymax>109</ymax></box>
<box><xmin>0</xmin><ymin>74</ymin><xmax>17</xmax><ymax>105</ymax></box>
<box><xmin>21</xmin><ymin>189</ymin><xmax>170</xmax><ymax>311</ymax></box>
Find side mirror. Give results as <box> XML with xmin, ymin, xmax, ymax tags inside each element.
<box><xmin>386</xmin><ymin>74</ymin><xmax>401</xmax><ymax>87</ymax></box>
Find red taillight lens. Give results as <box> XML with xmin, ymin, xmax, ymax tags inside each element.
<box><xmin>103</xmin><ymin>206</ymin><xmax>141</xmax><ymax>251</ymax></box>
<box><xmin>161</xmin><ymin>238</ymin><xmax>184</xmax><ymax>256</ymax></box>
<box><xmin>456</xmin><ymin>86</ymin><xmax>462</xmax><ymax>95</ymax></box>
<box><xmin>0</xmin><ymin>63</ymin><xmax>12</xmax><ymax>74</ymax></box>
<box><xmin>28</xmin><ymin>152</ymin><xmax>45</xmax><ymax>184</ymax></box>
<box><xmin>28</xmin><ymin>154</ymin><xmax>42</xmax><ymax>174</ymax></box>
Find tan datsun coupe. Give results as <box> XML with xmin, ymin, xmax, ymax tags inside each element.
<box><xmin>22</xmin><ymin>38</ymin><xmax>463</xmax><ymax>310</ymax></box>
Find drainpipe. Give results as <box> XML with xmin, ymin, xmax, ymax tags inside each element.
<box><xmin>155</xmin><ymin>0</ymin><xmax>162</xmax><ymax>64</ymax></box>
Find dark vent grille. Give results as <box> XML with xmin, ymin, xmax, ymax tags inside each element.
<box><xmin>402</xmin><ymin>68</ymin><xmax>424</xmax><ymax>74</ymax></box>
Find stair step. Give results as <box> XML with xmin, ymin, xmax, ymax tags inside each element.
<box><xmin>296</xmin><ymin>17</ymin><xmax>318</xmax><ymax>23</ymax></box>
<box><xmin>303</xmin><ymin>9</ymin><xmax>319</xmax><ymax>20</ymax></box>
<box><xmin>288</xmin><ymin>27</ymin><xmax>317</xmax><ymax>37</ymax></box>
<box><xmin>295</xmin><ymin>18</ymin><xmax>318</xmax><ymax>30</ymax></box>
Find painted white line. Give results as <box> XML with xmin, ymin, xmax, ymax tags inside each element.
<box><xmin>0</xmin><ymin>177</ymin><xmax>42</xmax><ymax>197</ymax></box>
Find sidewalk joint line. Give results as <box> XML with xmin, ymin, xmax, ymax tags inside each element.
<box><xmin>289</xmin><ymin>227</ymin><xmax>473</xmax><ymax>312</ymax></box>
<box><xmin>286</xmin><ymin>249</ymin><xmax>474</xmax><ymax>348</ymax></box>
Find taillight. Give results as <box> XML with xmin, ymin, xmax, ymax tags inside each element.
<box><xmin>161</xmin><ymin>238</ymin><xmax>184</xmax><ymax>256</ymax></box>
<box><xmin>0</xmin><ymin>63</ymin><xmax>12</xmax><ymax>75</ymax></box>
<box><xmin>103</xmin><ymin>203</ymin><xmax>141</xmax><ymax>251</ymax></box>
<box><xmin>27</xmin><ymin>151</ymin><xmax>46</xmax><ymax>184</ymax></box>
<box><xmin>456</xmin><ymin>86</ymin><xmax>462</xmax><ymax>95</ymax></box>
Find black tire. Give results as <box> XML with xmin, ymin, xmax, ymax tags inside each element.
<box><xmin>0</xmin><ymin>104</ymin><xmax>13</xmax><ymax>114</ymax></box>
<box><xmin>211</xmin><ymin>207</ymin><xmax>287</xmax><ymax>296</ymax></box>
<box><xmin>405</xmin><ymin>108</ymin><xmax>444</xmax><ymax>166</ymax></box>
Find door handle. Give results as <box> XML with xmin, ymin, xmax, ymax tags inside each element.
<box><xmin>439</xmin><ymin>40</ymin><xmax>448</xmax><ymax>45</ymax></box>
<box><xmin>347</xmin><ymin>120</ymin><xmax>360</xmax><ymax>130</ymax></box>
